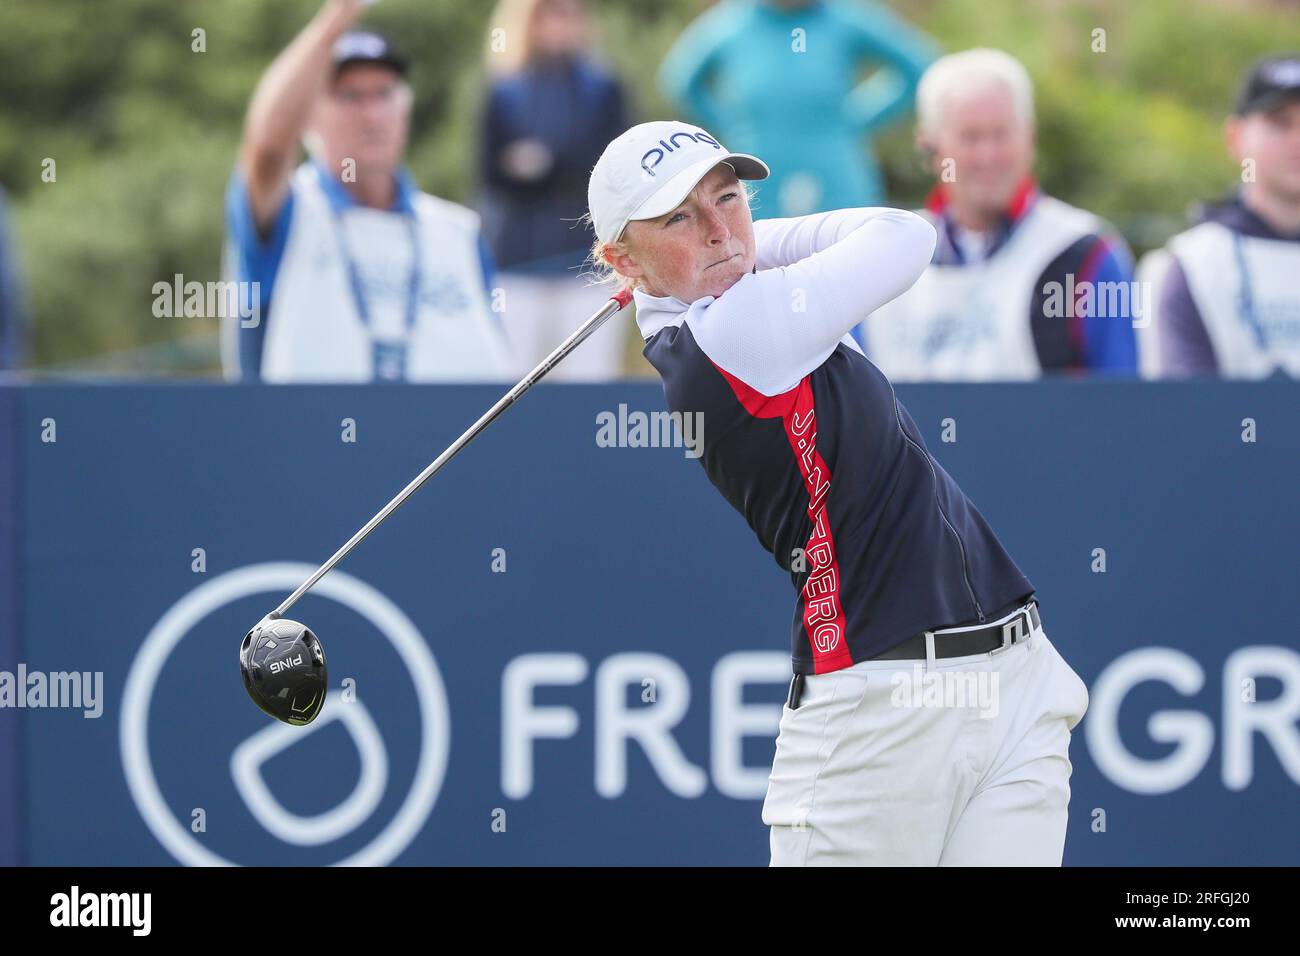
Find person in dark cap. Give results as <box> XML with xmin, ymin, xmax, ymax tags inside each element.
<box><xmin>223</xmin><ymin>0</ymin><xmax>511</xmax><ymax>382</ymax></box>
<box><xmin>1142</xmin><ymin>53</ymin><xmax>1300</xmax><ymax>378</ymax></box>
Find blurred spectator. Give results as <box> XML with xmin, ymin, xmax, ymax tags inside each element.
<box><xmin>856</xmin><ymin>48</ymin><xmax>1138</xmax><ymax>380</ymax></box>
<box><xmin>657</xmin><ymin>0</ymin><xmax>936</xmax><ymax>217</ymax></box>
<box><xmin>478</xmin><ymin>0</ymin><xmax>629</xmax><ymax>380</ymax></box>
<box><xmin>1141</xmin><ymin>54</ymin><xmax>1300</xmax><ymax>379</ymax></box>
<box><xmin>0</xmin><ymin>185</ymin><xmax>27</xmax><ymax>370</ymax></box>
<box><xmin>223</xmin><ymin>0</ymin><xmax>511</xmax><ymax>383</ymax></box>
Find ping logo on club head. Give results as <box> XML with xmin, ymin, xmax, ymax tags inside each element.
<box><xmin>640</xmin><ymin>130</ymin><xmax>722</xmax><ymax>177</ymax></box>
<box><xmin>268</xmin><ymin>654</ymin><xmax>303</xmax><ymax>675</ymax></box>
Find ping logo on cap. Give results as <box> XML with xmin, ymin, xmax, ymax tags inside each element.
<box><xmin>640</xmin><ymin>130</ymin><xmax>724</xmax><ymax>177</ymax></box>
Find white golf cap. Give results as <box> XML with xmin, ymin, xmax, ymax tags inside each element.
<box><xmin>587</xmin><ymin>121</ymin><xmax>770</xmax><ymax>246</ymax></box>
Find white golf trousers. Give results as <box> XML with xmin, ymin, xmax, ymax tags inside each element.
<box><xmin>763</xmin><ymin>611</ymin><xmax>1090</xmax><ymax>866</ymax></box>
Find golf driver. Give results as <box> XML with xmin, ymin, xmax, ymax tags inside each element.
<box><xmin>240</xmin><ymin>288</ymin><xmax>633</xmax><ymax>725</ymax></box>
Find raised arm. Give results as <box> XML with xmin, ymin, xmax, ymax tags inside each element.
<box><xmin>754</xmin><ymin>207</ymin><xmax>925</xmax><ymax>270</ymax></box>
<box><xmin>238</xmin><ymin>0</ymin><xmax>367</xmax><ymax>234</ymax></box>
<box><xmin>695</xmin><ymin>209</ymin><xmax>937</xmax><ymax>396</ymax></box>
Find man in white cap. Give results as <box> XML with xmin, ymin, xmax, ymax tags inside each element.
<box><xmin>223</xmin><ymin>0</ymin><xmax>511</xmax><ymax>382</ymax></box>
<box><xmin>586</xmin><ymin>120</ymin><xmax>1089</xmax><ymax>866</ymax></box>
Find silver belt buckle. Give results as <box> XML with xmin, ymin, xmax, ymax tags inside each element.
<box><xmin>991</xmin><ymin>611</ymin><xmax>1028</xmax><ymax>656</ymax></box>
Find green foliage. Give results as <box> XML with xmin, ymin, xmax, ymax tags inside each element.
<box><xmin>1</xmin><ymin>0</ymin><xmax>1297</xmax><ymax>369</ymax></box>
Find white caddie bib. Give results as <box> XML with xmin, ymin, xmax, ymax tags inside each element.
<box><xmin>1167</xmin><ymin>221</ymin><xmax>1300</xmax><ymax>377</ymax></box>
<box><xmin>859</xmin><ymin>197</ymin><xmax>1103</xmax><ymax>381</ymax></box>
<box><xmin>258</xmin><ymin>165</ymin><xmax>510</xmax><ymax>383</ymax></box>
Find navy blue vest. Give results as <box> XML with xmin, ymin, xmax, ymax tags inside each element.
<box><xmin>645</xmin><ymin>323</ymin><xmax>1034</xmax><ymax>675</ymax></box>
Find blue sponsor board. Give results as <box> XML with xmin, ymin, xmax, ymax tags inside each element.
<box><xmin>1</xmin><ymin>382</ymin><xmax>1297</xmax><ymax>865</ymax></box>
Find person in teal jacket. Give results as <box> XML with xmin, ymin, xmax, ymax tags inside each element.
<box><xmin>657</xmin><ymin>0</ymin><xmax>938</xmax><ymax>217</ymax></box>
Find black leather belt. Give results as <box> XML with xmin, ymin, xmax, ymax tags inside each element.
<box><xmin>786</xmin><ymin>601</ymin><xmax>1041</xmax><ymax>710</ymax></box>
<box><xmin>870</xmin><ymin>601</ymin><xmax>1041</xmax><ymax>661</ymax></box>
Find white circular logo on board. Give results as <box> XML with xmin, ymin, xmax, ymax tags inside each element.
<box><xmin>120</xmin><ymin>563</ymin><xmax>449</xmax><ymax>866</ymax></box>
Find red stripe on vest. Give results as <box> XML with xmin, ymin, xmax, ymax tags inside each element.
<box><xmin>710</xmin><ymin>363</ymin><xmax>853</xmax><ymax>673</ymax></box>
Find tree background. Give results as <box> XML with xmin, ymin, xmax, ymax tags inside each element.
<box><xmin>1</xmin><ymin>0</ymin><xmax>1297</xmax><ymax>373</ymax></box>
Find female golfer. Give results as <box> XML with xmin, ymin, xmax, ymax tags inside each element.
<box><xmin>586</xmin><ymin>120</ymin><xmax>1089</xmax><ymax>866</ymax></box>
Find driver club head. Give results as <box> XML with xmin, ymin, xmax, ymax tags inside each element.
<box><xmin>239</xmin><ymin>616</ymin><xmax>327</xmax><ymax>725</ymax></box>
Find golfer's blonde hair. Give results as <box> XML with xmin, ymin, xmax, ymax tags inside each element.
<box><xmin>580</xmin><ymin>215</ymin><xmax>645</xmax><ymax>294</ymax></box>
<box><xmin>917</xmin><ymin>48</ymin><xmax>1035</xmax><ymax>137</ymax></box>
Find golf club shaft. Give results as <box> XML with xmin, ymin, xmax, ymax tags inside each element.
<box><xmin>270</xmin><ymin>287</ymin><xmax>634</xmax><ymax>619</ymax></box>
